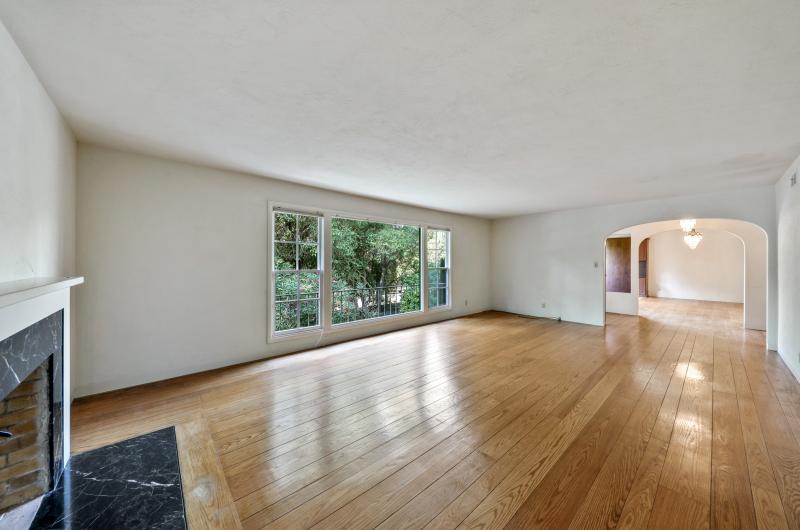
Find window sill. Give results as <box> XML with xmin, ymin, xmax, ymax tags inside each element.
<box><xmin>268</xmin><ymin>307</ymin><xmax>456</xmax><ymax>344</ymax></box>
<box><xmin>269</xmin><ymin>326</ymin><xmax>323</xmax><ymax>343</ymax></box>
<box><xmin>329</xmin><ymin>309</ymin><xmax>425</xmax><ymax>332</ymax></box>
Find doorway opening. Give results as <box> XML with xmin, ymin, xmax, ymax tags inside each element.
<box><xmin>638</xmin><ymin>238</ymin><xmax>649</xmax><ymax>297</ymax></box>
<box><xmin>603</xmin><ymin>218</ymin><xmax>767</xmax><ymax>332</ymax></box>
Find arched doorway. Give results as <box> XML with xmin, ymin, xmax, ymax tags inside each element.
<box><xmin>604</xmin><ymin>218</ymin><xmax>767</xmax><ymax>332</ymax></box>
<box><xmin>638</xmin><ymin>238</ymin><xmax>649</xmax><ymax>297</ymax></box>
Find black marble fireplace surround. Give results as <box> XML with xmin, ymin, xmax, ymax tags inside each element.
<box><xmin>0</xmin><ymin>311</ymin><xmax>65</xmax><ymax>494</ymax></box>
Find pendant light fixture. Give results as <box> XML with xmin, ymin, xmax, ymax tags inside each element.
<box><xmin>683</xmin><ymin>228</ymin><xmax>703</xmax><ymax>250</ymax></box>
<box><xmin>680</xmin><ymin>219</ymin><xmax>703</xmax><ymax>250</ymax></box>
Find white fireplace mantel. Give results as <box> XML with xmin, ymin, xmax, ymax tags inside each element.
<box><xmin>0</xmin><ymin>276</ymin><xmax>83</xmax><ymax>341</ymax></box>
<box><xmin>0</xmin><ymin>275</ymin><xmax>83</xmax><ymax>466</ymax></box>
<box><xmin>0</xmin><ymin>276</ymin><xmax>84</xmax><ymax>310</ymax></box>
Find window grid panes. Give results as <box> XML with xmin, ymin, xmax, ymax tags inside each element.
<box><xmin>273</xmin><ymin>211</ymin><xmax>321</xmax><ymax>333</ymax></box>
<box><xmin>427</xmin><ymin>229</ymin><xmax>450</xmax><ymax>309</ymax></box>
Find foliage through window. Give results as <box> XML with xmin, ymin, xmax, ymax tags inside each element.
<box><xmin>427</xmin><ymin>229</ymin><xmax>450</xmax><ymax>308</ymax></box>
<box><xmin>272</xmin><ymin>211</ymin><xmax>321</xmax><ymax>332</ymax></box>
<box><xmin>331</xmin><ymin>218</ymin><xmax>420</xmax><ymax>324</ymax></box>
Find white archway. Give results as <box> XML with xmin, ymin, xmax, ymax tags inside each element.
<box><xmin>603</xmin><ymin>218</ymin><xmax>768</xmax><ymax>332</ymax></box>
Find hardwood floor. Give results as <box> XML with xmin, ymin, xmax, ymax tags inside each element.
<box><xmin>71</xmin><ymin>299</ymin><xmax>800</xmax><ymax>529</ymax></box>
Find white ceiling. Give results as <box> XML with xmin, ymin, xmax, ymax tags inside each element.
<box><xmin>2</xmin><ymin>1</ymin><xmax>799</xmax><ymax>218</ymax></box>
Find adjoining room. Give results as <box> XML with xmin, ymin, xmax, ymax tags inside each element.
<box><xmin>605</xmin><ymin>218</ymin><xmax>768</xmax><ymax>334</ymax></box>
<box><xmin>2</xmin><ymin>2</ymin><xmax>800</xmax><ymax>529</ymax></box>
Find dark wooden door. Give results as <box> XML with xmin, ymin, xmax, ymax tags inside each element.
<box><xmin>606</xmin><ymin>237</ymin><xmax>631</xmax><ymax>293</ymax></box>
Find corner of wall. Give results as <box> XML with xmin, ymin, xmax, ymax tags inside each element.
<box><xmin>775</xmin><ymin>154</ymin><xmax>800</xmax><ymax>381</ymax></box>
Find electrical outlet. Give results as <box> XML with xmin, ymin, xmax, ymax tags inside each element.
<box><xmin>791</xmin><ymin>172</ymin><xmax>797</xmax><ymax>187</ymax></box>
<box><xmin>541</xmin><ymin>302</ymin><xmax>546</xmax><ymax>309</ymax></box>
<box><xmin>464</xmin><ymin>299</ymin><xmax>468</xmax><ymax>307</ymax></box>
<box><xmin>594</xmin><ymin>261</ymin><xmax>599</xmax><ymax>268</ymax></box>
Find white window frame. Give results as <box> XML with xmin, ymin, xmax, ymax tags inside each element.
<box><xmin>268</xmin><ymin>203</ymin><xmax>325</xmax><ymax>341</ymax></box>
<box><xmin>425</xmin><ymin>227</ymin><xmax>452</xmax><ymax>311</ymax></box>
<box><xmin>267</xmin><ymin>201</ymin><xmax>453</xmax><ymax>342</ymax></box>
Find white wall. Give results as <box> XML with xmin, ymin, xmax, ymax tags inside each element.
<box><xmin>648</xmin><ymin>229</ymin><xmax>743</xmax><ymax>303</ymax></box>
<box><xmin>776</xmin><ymin>155</ymin><xmax>800</xmax><ymax>381</ymax></box>
<box><xmin>0</xmin><ymin>20</ymin><xmax>78</xmax><ymax>401</ymax></box>
<box><xmin>491</xmin><ymin>185</ymin><xmax>778</xmax><ymax>349</ymax></box>
<box><xmin>0</xmin><ymin>20</ymin><xmax>75</xmax><ymax>283</ymax></box>
<box><xmin>75</xmin><ymin>145</ymin><xmax>492</xmax><ymax>396</ymax></box>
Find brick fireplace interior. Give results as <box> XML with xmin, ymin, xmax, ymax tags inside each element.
<box><xmin>0</xmin><ymin>363</ymin><xmax>52</xmax><ymax>513</ymax></box>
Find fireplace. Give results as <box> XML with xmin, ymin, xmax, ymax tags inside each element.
<box><xmin>0</xmin><ymin>311</ymin><xmax>64</xmax><ymax>515</ymax></box>
<box><xmin>0</xmin><ymin>277</ymin><xmax>188</xmax><ymax>529</ymax></box>
<box><xmin>0</xmin><ymin>277</ymin><xmax>81</xmax><ymax>528</ymax></box>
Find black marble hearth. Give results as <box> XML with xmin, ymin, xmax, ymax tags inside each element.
<box><xmin>31</xmin><ymin>427</ymin><xmax>187</xmax><ymax>529</ymax></box>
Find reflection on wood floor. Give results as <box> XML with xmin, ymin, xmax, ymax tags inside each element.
<box><xmin>72</xmin><ymin>298</ymin><xmax>800</xmax><ymax>529</ymax></box>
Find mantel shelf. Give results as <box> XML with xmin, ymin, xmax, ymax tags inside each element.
<box><xmin>0</xmin><ymin>276</ymin><xmax>84</xmax><ymax>309</ymax></box>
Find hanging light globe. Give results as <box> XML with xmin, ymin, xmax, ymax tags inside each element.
<box><xmin>684</xmin><ymin>228</ymin><xmax>703</xmax><ymax>250</ymax></box>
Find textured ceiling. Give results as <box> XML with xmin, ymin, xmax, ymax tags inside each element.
<box><xmin>2</xmin><ymin>1</ymin><xmax>799</xmax><ymax>217</ymax></box>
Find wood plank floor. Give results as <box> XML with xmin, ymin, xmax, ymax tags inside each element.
<box><xmin>71</xmin><ymin>298</ymin><xmax>800</xmax><ymax>529</ymax></box>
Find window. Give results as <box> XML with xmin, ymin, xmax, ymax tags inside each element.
<box><xmin>272</xmin><ymin>210</ymin><xmax>321</xmax><ymax>333</ymax></box>
<box><xmin>427</xmin><ymin>229</ymin><xmax>450</xmax><ymax>308</ymax></box>
<box><xmin>268</xmin><ymin>204</ymin><xmax>452</xmax><ymax>340</ymax></box>
<box><xmin>331</xmin><ymin>217</ymin><xmax>420</xmax><ymax>324</ymax></box>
